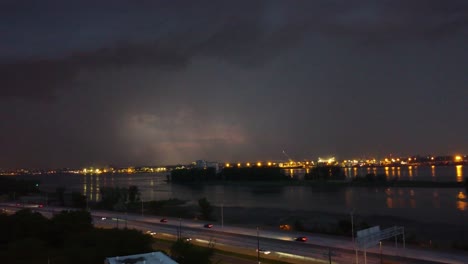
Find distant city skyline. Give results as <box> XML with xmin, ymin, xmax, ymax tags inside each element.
<box><xmin>1</xmin><ymin>1</ymin><xmax>468</xmax><ymax>169</ymax></box>
<box><xmin>1</xmin><ymin>153</ymin><xmax>466</xmax><ymax>171</ymax></box>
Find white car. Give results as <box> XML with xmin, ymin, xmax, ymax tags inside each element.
<box><xmin>256</xmin><ymin>249</ymin><xmax>271</xmax><ymax>255</ymax></box>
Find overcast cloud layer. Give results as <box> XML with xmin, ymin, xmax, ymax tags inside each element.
<box><xmin>1</xmin><ymin>0</ymin><xmax>468</xmax><ymax>169</ymax></box>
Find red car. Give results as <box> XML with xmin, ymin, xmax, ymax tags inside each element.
<box><xmin>160</xmin><ymin>218</ymin><xmax>168</xmax><ymax>223</ymax></box>
<box><xmin>204</xmin><ymin>224</ymin><xmax>213</xmax><ymax>228</ymax></box>
<box><xmin>295</xmin><ymin>236</ymin><xmax>308</xmax><ymax>242</ymax></box>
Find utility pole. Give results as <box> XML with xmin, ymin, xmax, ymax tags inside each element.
<box><xmin>176</xmin><ymin>217</ymin><xmax>182</xmax><ymax>239</ymax></box>
<box><xmin>141</xmin><ymin>199</ymin><xmax>144</xmax><ymax>216</ymax></box>
<box><xmin>350</xmin><ymin>209</ymin><xmax>355</xmax><ymax>242</ymax></box>
<box><xmin>351</xmin><ymin>209</ymin><xmax>358</xmax><ymax>264</ymax></box>
<box><xmin>380</xmin><ymin>241</ymin><xmax>383</xmax><ymax>264</ymax></box>
<box><xmin>257</xmin><ymin>227</ymin><xmax>260</xmax><ymax>264</ymax></box>
<box><xmin>221</xmin><ymin>203</ymin><xmax>224</xmax><ymax>228</ymax></box>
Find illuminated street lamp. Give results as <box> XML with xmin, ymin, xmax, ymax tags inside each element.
<box><xmin>379</xmin><ymin>241</ymin><xmax>383</xmax><ymax>264</ymax></box>
<box><xmin>257</xmin><ymin>227</ymin><xmax>260</xmax><ymax>264</ymax></box>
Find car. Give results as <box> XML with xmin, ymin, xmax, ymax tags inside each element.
<box><xmin>295</xmin><ymin>236</ymin><xmax>308</xmax><ymax>242</ymax></box>
<box><xmin>183</xmin><ymin>237</ymin><xmax>192</xmax><ymax>242</ymax></box>
<box><xmin>256</xmin><ymin>249</ymin><xmax>271</xmax><ymax>255</ymax></box>
<box><xmin>204</xmin><ymin>223</ymin><xmax>213</xmax><ymax>228</ymax></box>
<box><xmin>146</xmin><ymin>231</ymin><xmax>157</xmax><ymax>236</ymax></box>
<box><xmin>101</xmin><ymin>217</ymin><xmax>107</xmax><ymax>220</ymax></box>
<box><xmin>160</xmin><ymin>218</ymin><xmax>168</xmax><ymax>223</ymax></box>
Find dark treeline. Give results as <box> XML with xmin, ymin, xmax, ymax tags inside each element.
<box><xmin>171</xmin><ymin>167</ymin><xmax>219</xmax><ymax>182</ymax></box>
<box><xmin>98</xmin><ymin>185</ymin><xmax>141</xmax><ymax>211</ymax></box>
<box><xmin>221</xmin><ymin>167</ymin><xmax>289</xmax><ymax>181</ymax></box>
<box><xmin>171</xmin><ymin>167</ymin><xmax>290</xmax><ymax>182</ymax></box>
<box><xmin>97</xmin><ymin>186</ymin><xmax>196</xmax><ymax>218</ymax></box>
<box><xmin>352</xmin><ymin>173</ymin><xmax>388</xmax><ymax>183</ymax></box>
<box><xmin>0</xmin><ymin>176</ymin><xmax>40</xmax><ymax>198</ymax></box>
<box><xmin>304</xmin><ymin>166</ymin><xmax>346</xmax><ymax>181</ymax></box>
<box><xmin>0</xmin><ymin>209</ymin><xmax>153</xmax><ymax>264</ymax></box>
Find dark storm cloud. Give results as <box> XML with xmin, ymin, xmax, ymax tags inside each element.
<box><xmin>2</xmin><ymin>0</ymin><xmax>468</xmax><ymax>100</ymax></box>
<box><xmin>1</xmin><ymin>0</ymin><xmax>468</xmax><ymax>168</ymax></box>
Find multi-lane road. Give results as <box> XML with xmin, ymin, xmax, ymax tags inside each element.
<box><xmin>2</xmin><ymin>204</ymin><xmax>468</xmax><ymax>264</ymax></box>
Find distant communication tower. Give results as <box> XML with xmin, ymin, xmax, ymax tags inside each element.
<box><xmin>282</xmin><ymin>150</ymin><xmax>294</xmax><ymax>163</ymax></box>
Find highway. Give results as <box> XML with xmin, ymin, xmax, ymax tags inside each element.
<box><xmin>2</xmin><ymin>204</ymin><xmax>468</xmax><ymax>264</ymax></box>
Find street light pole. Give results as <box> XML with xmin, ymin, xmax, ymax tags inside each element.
<box><xmin>221</xmin><ymin>203</ymin><xmax>224</xmax><ymax>228</ymax></box>
<box><xmin>179</xmin><ymin>217</ymin><xmax>182</xmax><ymax>239</ymax></box>
<box><xmin>141</xmin><ymin>199</ymin><xmax>143</xmax><ymax>216</ymax></box>
<box><xmin>350</xmin><ymin>209</ymin><xmax>354</xmax><ymax>242</ymax></box>
<box><xmin>257</xmin><ymin>227</ymin><xmax>260</xmax><ymax>264</ymax></box>
<box><xmin>351</xmin><ymin>209</ymin><xmax>358</xmax><ymax>264</ymax></box>
<box><xmin>379</xmin><ymin>241</ymin><xmax>383</xmax><ymax>264</ymax></box>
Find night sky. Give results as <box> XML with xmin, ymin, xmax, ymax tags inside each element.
<box><xmin>1</xmin><ymin>0</ymin><xmax>467</xmax><ymax>169</ymax></box>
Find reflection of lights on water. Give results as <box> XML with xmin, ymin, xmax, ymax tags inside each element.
<box><xmin>385</xmin><ymin>188</ymin><xmax>393</xmax><ymax>208</ymax></box>
<box><xmin>385</xmin><ymin>188</ymin><xmax>392</xmax><ymax>196</ymax></box>
<box><xmin>431</xmin><ymin>165</ymin><xmax>436</xmax><ymax>178</ymax></box>
<box><xmin>409</xmin><ymin>189</ymin><xmax>416</xmax><ymax>208</ymax></box>
<box><xmin>433</xmin><ymin>190</ymin><xmax>440</xmax><ymax>208</ymax></box>
<box><xmin>458</xmin><ymin>192</ymin><xmax>466</xmax><ymax>200</ymax></box>
<box><xmin>96</xmin><ymin>174</ymin><xmax>100</xmax><ymax>201</ymax></box>
<box><xmin>456</xmin><ymin>165</ymin><xmax>463</xmax><ymax>182</ymax></box>
<box><xmin>90</xmin><ymin>175</ymin><xmax>93</xmax><ymax>200</ymax></box>
<box><xmin>386</xmin><ymin>197</ymin><xmax>393</xmax><ymax>208</ymax></box>
<box><xmin>457</xmin><ymin>191</ymin><xmax>467</xmax><ymax>211</ymax></box>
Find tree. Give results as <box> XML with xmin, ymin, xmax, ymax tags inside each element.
<box><xmin>8</xmin><ymin>209</ymin><xmax>49</xmax><ymax>242</ymax></box>
<box><xmin>64</xmin><ymin>228</ymin><xmax>153</xmax><ymax>264</ymax></box>
<box><xmin>128</xmin><ymin>185</ymin><xmax>140</xmax><ymax>203</ymax></box>
<box><xmin>198</xmin><ymin>197</ymin><xmax>214</xmax><ymax>221</ymax></box>
<box><xmin>100</xmin><ymin>187</ymin><xmax>127</xmax><ymax>210</ymax></box>
<box><xmin>56</xmin><ymin>186</ymin><xmax>66</xmax><ymax>206</ymax></box>
<box><xmin>71</xmin><ymin>192</ymin><xmax>87</xmax><ymax>209</ymax></box>
<box><xmin>51</xmin><ymin>210</ymin><xmax>93</xmax><ymax>233</ymax></box>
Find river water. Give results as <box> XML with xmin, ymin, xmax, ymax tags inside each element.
<box><xmin>18</xmin><ymin>165</ymin><xmax>468</xmax><ymax>226</ymax></box>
